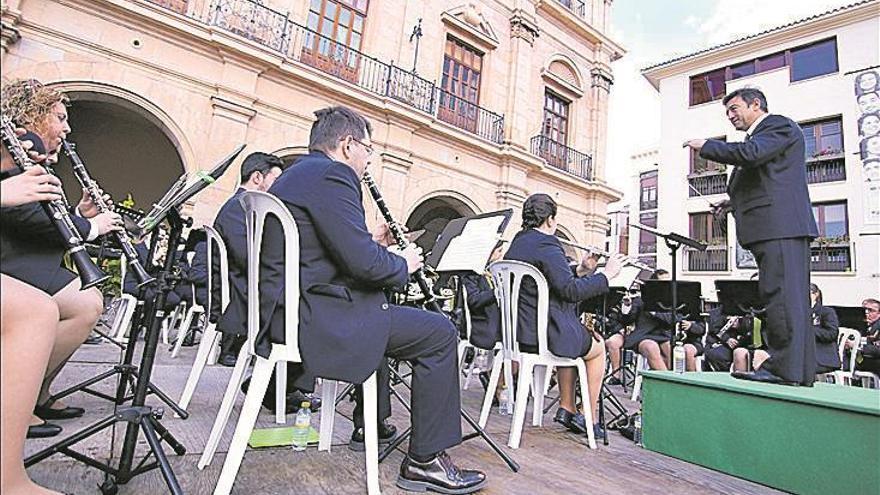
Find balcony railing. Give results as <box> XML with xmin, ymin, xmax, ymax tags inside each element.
<box><xmin>806</xmin><ymin>156</ymin><xmax>846</xmax><ymax>184</ymax></box>
<box><xmin>556</xmin><ymin>0</ymin><xmax>587</xmax><ymax>18</ymax></box>
<box><xmin>145</xmin><ymin>0</ymin><xmax>504</xmax><ymax>143</ymax></box>
<box><xmin>638</xmin><ymin>242</ymin><xmax>656</xmax><ymax>254</ymax></box>
<box><xmin>688</xmin><ymin>172</ymin><xmax>727</xmax><ymax>197</ymax></box>
<box><xmin>436</xmin><ymin>90</ymin><xmax>505</xmax><ymax>143</ymax></box>
<box><xmin>530</xmin><ymin>135</ymin><xmax>594</xmax><ymax>181</ymax></box>
<box><xmin>810</xmin><ymin>245</ymin><xmax>851</xmax><ymax>272</ymax></box>
<box><xmin>684</xmin><ymin>245</ymin><xmax>729</xmax><ymax>272</ymax></box>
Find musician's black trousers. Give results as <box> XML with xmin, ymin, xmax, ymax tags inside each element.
<box><xmin>365</xmin><ymin>305</ymin><xmax>462</xmax><ymax>458</ymax></box>
<box><xmin>748</xmin><ymin>237</ymin><xmax>816</xmax><ymax>385</ymax></box>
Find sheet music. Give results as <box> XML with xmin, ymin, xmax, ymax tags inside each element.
<box><xmin>598</xmin><ymin>264</ymin><xmax>641</xmax><ymax>289</ymax></box>
<box><xmin>434</xmin><ymin>215</ymin><xmax>506</xmax><ymax>273</ymax></box>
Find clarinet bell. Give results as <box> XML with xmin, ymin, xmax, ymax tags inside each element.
<box><xmin>71</xmin><ymin>248</ymin><xmax>110</xmax><ymax>290</ymax></box>
<box><xmin>131</xmin><ymin>260</ymin><xmax>157</xmax><ymax>288</ymax></box>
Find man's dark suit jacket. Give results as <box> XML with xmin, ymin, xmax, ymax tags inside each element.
<box><xmin>214</xmin><ymin>188</ymin><xmax>248</xmax><ymax>335</ymax></box>
<box><xmin>0</xmin><ymin>202</ymin><xmax>91</xmax><ymax>294</ymax></box>
<box><xmin>700</xmin><ymin>114</ymin><xmax>818</xmax><ymax>246</ymax></box>
<box><xmin>812</xmin><ymin>303</ymin><xmax>840</xmax><ymax>372</ymax></box>
<box><xmin>188</xmin><ymin>240</ymin><xmax>209</xmax><ymax>308</ymax></box>
<box><xmin>260</xmin><ymin>151</ymin><xmax>408</xmax><ymax>384</ymax></box>
<box><xmin>461</xmin><ymin>272</ymin><xmax>501</xmax><ymax>350</ymax></box>
<box><xmin>623</xmin><ymin>296</ymin><xmax>705</xmax><ymax>351</ymax></box>
<box><xmin>504</xmin><ymin>228</ymin><xmax>609</xmax><ymax>358</ymax></box>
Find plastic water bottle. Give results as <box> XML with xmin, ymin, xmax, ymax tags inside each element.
<box><xmin>291</xmin><ymin>401</ymin><xmax>311</xmax><ymax>451</ymax></box>
<box><xmin>497</xmin><ymin>387</ymin><xmax>510</xmax><ymax>415</ymax></box>
<box><xmin>673</xmin><ymin>343</ymin><xmax>686</xmax><ymax>374</ymax></box>
<box><xmin>633</xmin><ymin>413</ymin><xmax>643</xmax><ymax>447</ymax></box>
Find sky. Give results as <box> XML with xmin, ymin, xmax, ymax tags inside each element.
<box><xmin>604</xmin><ymin>0</ymin><xmax>859</xmax><ymax>199</ymax></box>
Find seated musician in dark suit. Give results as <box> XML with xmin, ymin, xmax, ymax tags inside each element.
<box><xmin>188</xmin><ymin>237</ymin><xmax>209</xmax><ymax>309</ymax></box>
<box><xmin>261</xmin><ymin>106</ymin><xmax>485</xmax><ymax>492</ymax></box>
<box><xmin>605</xmin><ymin>289</ymin><xmax>641</xmax><ymax>385</ymax></box>
<box><xmin>855</xmin><ymin>298</ymin><xmax>880</xmax><ymax>375</ymax></box>
<box><xmin>504</xmin><ymin>193</ymin><xmax>624</xmax><ymax>439</ymax></box>
<box><xmin>623</xmin><ymin>270</ymin><xmax>706</xmax><ymax>372</ymax></box>
<box><xmin>461</xmin><ymin>241</ymin><xmax>504</xmax><ymax>350</ymax></box>
<box><xmin>704</xmin><ymin>309</ymin><xmax>765</xmax><ymax>372</ymax></box>
<box><xmin>810</xmin><ymin>284</ymin><xmax>840</xmax><ymax>374</ymax></box>
<box><xmin>1</xmin><ymin>79</ymin><xmax>123</xmax><ymax>425</ymax></box>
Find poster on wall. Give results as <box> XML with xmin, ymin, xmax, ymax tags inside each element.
<box><xmin>855</xmin><ymin>69</ymin><xmax>880</xmax><ymax>234</ymax></box>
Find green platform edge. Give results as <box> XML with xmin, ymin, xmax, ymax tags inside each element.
<box><xmin>641</xmin><ymin>371</ymin><xmax>880</xmax><ymax>495</ymax></box>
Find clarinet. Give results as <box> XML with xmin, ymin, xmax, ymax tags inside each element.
<box><xmin>61</xmin><ymin>140</ymin><xmax>155</xmax><ymax>288</ymax></box>
<box><xmin>0</xmin><ymin>115</ymin><xmax>109</xmax><ymax>289</ymax></box>
<box><xmin>362</xmin><ymin>171</ymin><xmax>441</xmax><ymax>312</ymax></box>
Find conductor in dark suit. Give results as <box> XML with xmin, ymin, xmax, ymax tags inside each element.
<box><xmin>684</xmin><ymin>87</ymin><xmax>819</xmax><ymax>386</ymax></box>
<box><xmin>262</xmin><ymin>106</ymin><xmax>485</xmax><ymax>493</ymax></box>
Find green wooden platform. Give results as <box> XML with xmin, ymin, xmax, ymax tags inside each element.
<box><xmin>641</xmin><ymin>371</ymin><xmax>880</xmax><ymax>495</ymax></box>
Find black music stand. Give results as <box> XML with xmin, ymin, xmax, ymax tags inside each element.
<box><xmin>641</xmin><ymin>280</ymin><xmax>703</xmax><ymax>370</ymax></box>
<box><xmin>715</xmin><ymin>280</ymin><xmax>766</xmax><ymax>319</ymax></box>
<box><xmin>632</xmin><ymin>223</ymin><xmax>706</xmax><ymax>368</ymax></box>
<box><xmin>380</xmin><ymin>209</ymin><xmax>519</xmax><ymax>472</ymax></box>
<box><xmin>829</xmin><ymin>306</ymin><xmax>868</xmax><ymax>334</ymax></box>
<box><xmin>26</xmin><ymin>145</ymin><xmax>244</xmax><ymax>495</ymax></box>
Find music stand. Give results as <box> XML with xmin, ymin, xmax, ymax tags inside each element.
<box><xmin>631</xmin><ymin>223</ymin><xmax>706</xmax><ymax>368</ymax></box>
<box><xmin>380</xmin><ymin>209</ymin><xmax>520</xmax><ymax>472</ymax></box>
<box><xmin>715</xmin><ymin>280</ymin><xmax>765</xmax><ymax>317</ymax></box>
<box><xmin>26</xmin><ymin>145</ymin><xmax>244</xmax><ymax>495</ymax></box>
<box><xmin>829</xmin><ymin>306</ymin><xmax>867</xmax><ymax>334</ymax></box>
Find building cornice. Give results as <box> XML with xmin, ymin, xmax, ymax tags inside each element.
<box><xmin>642</xmin><ymin>1</ymin><xmax>879</xmax><ymax>89</ymax></box>
<box><xmin>533</xmin><ymin>0</ymin><xmax>625</xmax><ymax>60</ymax></box>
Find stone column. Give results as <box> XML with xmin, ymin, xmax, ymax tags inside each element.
<box><xmin>589</xmin><ymin>64</ymin><xmax>613</xmax><ymax>182</ymax></box>
<box><xmin>503</xmin><ymin>7</ymin><xmax>539</xmax><ymax>149</ymax></box>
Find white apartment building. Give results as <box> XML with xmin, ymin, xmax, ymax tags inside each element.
<box><xmin>639</xmin><ymin>0</ymin><xmax>879</xmax><ymax>305</ymax></box>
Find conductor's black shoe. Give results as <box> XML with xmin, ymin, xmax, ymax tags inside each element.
<box><xmin>218</xmin><ymin>353</ymin><xmax>237</xmax><ymax>367</ymax></box>
<box><xmin>27</xmin><ymin>420</ymin><xmax>62</xmax><ymax>439</ymax></box>
<box><xmin>349</xmin><ymin>421</ymin><xmax>398</xmax><ymax>451</ymax></box>
<box><xmin>731</xmin><ymin>368</ymin><xmax>798</xmax><ymax>386</ymax></box>
<box><xmin>397</xmin><ymin>451</ymin><xmax>487</xmax><ymax>494</ymax></box>
<box><xmin>34</xmin><ymin>403</ymin><xmax>85</xmax><ymax>420</ymax></box>
<box><xmin>553</xmin><ymin>408</ymin><xmax>587</xmax><ymax>434</ymax></box>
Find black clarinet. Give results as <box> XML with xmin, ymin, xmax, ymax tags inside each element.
<box><xmin>61</xmin><ymin>140</ymin><xmax>155</xmax><ymax>287</ymax></box>
<box><xmin>1</xmin><ymin>115</ymin><xmax>109</xmax><ymax>289</ymax></box>
<box><xmin>362</xmin><ymin>171</ymin><xmax>441</xmax><ymax>312</ymax></box>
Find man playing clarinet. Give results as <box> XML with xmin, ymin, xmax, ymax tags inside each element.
<box><xmin>260</xmin><ymin>106</ymin><xmax>486</xmax><ymax>493</ymax></box>
<box><xmin>684</xmin><ymin>87</ymin><xmax>818</xmax><ymax>386</ymax></box>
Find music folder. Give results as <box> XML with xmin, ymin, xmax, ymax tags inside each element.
<box><xmin>426</xmin><ymin>209</ymin><xmax>513</xmax><ymax>274</ymax></box>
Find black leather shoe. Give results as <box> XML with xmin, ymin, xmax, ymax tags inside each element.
<box><xmin>731</xmin><ymin>368</ymin><xmax>798</xmax><ymax>386</ymax></box>
<box><xmin>553</xmin><ymin>408</ymin><xmax>587</xmax><ymax>434</ymax></box>
<box><xmin>593</xmin><ymin>423</ymin><xmax>606</xmax><ymax>441</ymax></box>
<box><xmin>349</xmin><ymin>421</ymin><xmax>398</xmax><ymax>451</ymax></box>
<box><xmin>27</xmin><ymin>420</ymin><xmax>62</xmax><ymax>438</ymax></box>
<box><xmin>288</xmin><ymin>390</ymin><xmax>322</xmax><ymax>412</ymax></box>
<box><xmin>218</xmin><ymin>353</ymin><xmax>237</xmax><ymax>367</ymax></box>
<box><xmin>397</xmin><ymin>451</ymin><xmax>487</xmax><ymax>494</ymax></box>
<box><xmin>34</xmin><ymin>403</ymin><xmax>85</xmax><ymax>420</ymax></box>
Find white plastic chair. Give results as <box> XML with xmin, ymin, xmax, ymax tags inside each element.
<box><xmin>631</xmin><ymin>354</ymin><xmax>649</xmax><ymax>401</ymax></box>
<box><xmin>206</xmin><ymin>191</ymin><xmax>380</xmax><ymax>495</ymax></box>
<box><xmin>456</xmin><ymin>283</ymin><xmax>494</xmax><ymax>390</ymax></box>
<box><xmin>178</xmin><ymin>226</ymin><xmax>230</xmax><ymax>411</ymax></box>
<box><xmin>110</xmin><ymin>294</ymin><xmax>138</xmax><ymax>342</ymax></box>
<box><xmin>488</xmin><ymin>260</ymin><xmax>597</xmax><ymax>450</ymax></box>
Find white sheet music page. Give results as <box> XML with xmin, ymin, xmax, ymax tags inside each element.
<box><xmin>598</xmin><ymin>264</ymin><xmax>641</xmax><ymax>289</ymax></box>
<box><xmin>435</xmin><ymin>215</ymin><xmax>506</xmax><ymax>273</ymax></box>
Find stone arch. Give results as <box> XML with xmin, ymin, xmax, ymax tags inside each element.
<box><xmin>44</xmin><ymin>80</ymin><xmax>191</xmax><ymax>210</ymax></box>
<box><xmin>404</xmin><ymin>192</ymin><xmax>479</xmax><ymax>252</ymax></box>
<box><xmin>544</xmin><ymin>54</ymin><xmax>584</xmax><ymax>91</ymax></box>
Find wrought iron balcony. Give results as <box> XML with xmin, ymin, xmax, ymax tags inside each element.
<box><xmin>688</xmin><ymin>172</ymin><xmax>727</xmax><ymax>197</ymax></box>
<box><xmin>556</xmin><ymin>0</ymin><xmax>587</xmax><ymax>18</ymax></box>
<box><xmin>810</xmin><ymin>245</ymin><xmax>851</xmax><ymax>272</ymax></box>
<box><xmin>684</xmin><ymin>245</ymin><xmax>729</xmax><ymax>272</ymax></box>
<box><xmin>530</xmin><ymin>135</ymin><xmax>594</xmax><ymax>181</ymax></box>
<box><xmin>806</xmin><ymin>156</ymin><xmax>846</xmax><ymax>184</ymax></box>
<box><xmin>144</xmin><ymin>0</ymin><xmax>505</xmax><ymax>144</ymax></box>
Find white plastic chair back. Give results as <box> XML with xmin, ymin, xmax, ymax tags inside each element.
<box><xmin>838</xmin><ymin>328</ymin><xmax>861</xmax><ymax>371</ymax></box>
<box><xmin>240</xmin><ymin>191</ymin><xmax>301</xmax><ymax>363</ymax></box>
<box><xmin>489</xmin><ymin>260</ymin><xmax>550</xmax><ymax>359</ymax></box>
<box><xmin>204</xmin><ymin>225</ymin><xmax>231</xmax><ymax>316</ymax></box>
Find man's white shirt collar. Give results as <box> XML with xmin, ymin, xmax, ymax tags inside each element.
<box><xmin>745</xmin><ymin>113</ymin><xmax>770</xmax><ymax>138</ymax></box>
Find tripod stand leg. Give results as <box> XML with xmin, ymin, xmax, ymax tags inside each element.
<box><xmin>461</xmin><ymin>408</ymin><xmax>519</xmax><ymax>472</ymax></box>
<box><xmin>148</xmin><ymin>414</ymin><xmax>187</xmax><ymax>456</ymax></box>
<box><xmin>139</xmin><ymin>415</ymin><xmax>183</xmax><ymax>494</ymax></box>
<box><xmin>146</xmin><ymin>381</ymin><xmax>188</xmax><ymax>419</ymax></box>
<box><xmin>24</xmin><ymin>414</ymin><xmax>118</xmax><ymax>467</ymax></box>
<box><xmin>47</xmin><ymin>367</ymin><xmax>120</xmax><ymax>404</ymax></box>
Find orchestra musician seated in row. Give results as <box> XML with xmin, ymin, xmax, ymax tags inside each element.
<box><xmin>504</xmin><ymin>193</ymin><xmax>625</xmax><ymax>440</ymax></box>
<box><xmin>1</xmin><ymin>138</ymin><xmax>67</xmax><ymax>494</ymax></box>
<box><xmin>1</xmin><ymin>79</ymin><xmax>123</xmax><ymax>435</ymax></box>
<box><xmin>703</xmin><ymin>309</ymin><xmax>763</xmax><ymax>372</ymax></box>
<box><xmin>261</xmin><ymin>106</ymin><xmax>485</xmax><ymax>493</ymax></box>
<box><xmin>603</xmin><ymin>289</ymin><xmax>640</xmax><ymax>385</ymax></box>
<box><xmin>460</xmin><ymin>241</ymin><xmax>504</xmax><ymax>351</ymax></box>
<box><xmin>622</xmin><ymin>270</ymin><xmax>706</xmax><ymax>372</ymax></box>
<box><xmin>810</xmin><ymin>284</ymin><xmax>840</xmax><ymax>374</ymax></box>
<box><xmin>853</xmin><ymin>298</ymin><xmax>880</xmax><ymax>375</ymax></box>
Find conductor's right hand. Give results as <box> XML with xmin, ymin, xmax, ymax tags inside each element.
<box><xmin>389</xmin><ymin>244</ymin><xmax>423</xmax><ymax>274</ymax></box>
<box><xmin>89</xmin><ymin>211</ymin><xmax>125</xmax><ymax>236</ymax></box>
<box><xmin>602</xmin><ymin>253</ymin><xmax>626</xmax><ymax>281</ymax></box>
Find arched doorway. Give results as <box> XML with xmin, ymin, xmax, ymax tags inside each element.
<box><xmin>52</xmin><ymin>92</ymin><xmax>185</xmax><ymax>213</ymax></box>
<box><xmin>405</xmin><ymin>195</ymin><xmax>477</xmax><ymax>253</ymax></box>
